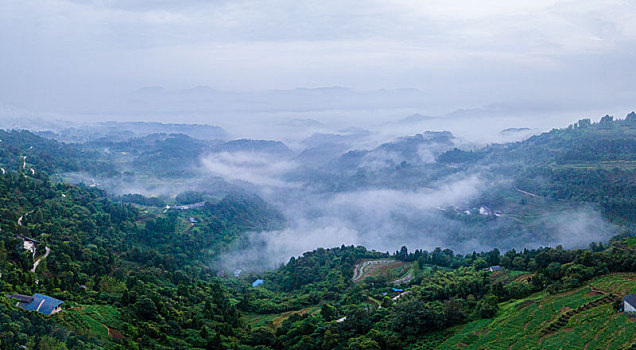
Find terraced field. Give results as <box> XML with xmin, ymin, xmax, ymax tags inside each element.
<box><xmin>352</xmin><ymin>259</ymin><xmax>414</xmax><ymax>284</ymax></box>
<box><xmin>434</xmin><ymin>274</ymin><xmax>636</xmax><ymax>350</ymax></box>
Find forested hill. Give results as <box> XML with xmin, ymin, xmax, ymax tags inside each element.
<box><xmin>1</xmin><ymin>117</ymin><xmax>636</xmax><ymax>349</ymax></box>
<box><xmin>0</xmin><ymin>162</ymin><xmax>282</xmax><ymax>348</ymax></box>
<box><xmin>0</xmin><ymin>129</ymin><xmax>117</xmax><ymax>178</ymax></box>
<box><xmin>0</xmin><ymin>129</ymin><xmax>90</xmax><ymax>175</ymax></box>
<box><xmin>440</xmin><ymin>114</ymin><xmax>636</xmax><ymax>225</ymax></box>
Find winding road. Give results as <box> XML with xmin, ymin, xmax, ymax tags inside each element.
<box><xmin>391</xmin><ymin>270</ymin><xmax>413</xmax><ymax>285</ymax></box>
<box><xmin>18</xmin><ymin>210</ymin><xmax>52</xmax><ymax>273</ymax></box>
<box><xmin>31</xmin><ymin>247</ymin><xmax>50</xmax><ymax>273</ymax></box>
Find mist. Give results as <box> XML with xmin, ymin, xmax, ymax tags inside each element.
<box><xmin>1</xmin><ymin>0</ymin><xmax>630</xmax><ymax>272</ymax></box>
<box><xmin>204</xmin><ymin>144</ymin><xmax>618</xmax><ymax>271</ymax></box>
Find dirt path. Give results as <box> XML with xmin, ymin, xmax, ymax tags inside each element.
<box><xmin>515</xmin><ymin>188</ymin><xmax>541</xmax><ymax>197</ymax></box>
<box><xmin>31</xmin><ymin>247</ymin><xmax>51</xmax><ymax>273</ymax></box>
<box><xmin>392</xmin><ymin>291</ymin><xmax>410</xmax><ymax>301</ymax></box>
<box><xmin>18</xmin><ymin>209</ymin><xmax>35</xmax><ymax>226</ymax></box>
<box><xmin>391</xmin><ymin>270</ymin><xmax>413</xmax><ymax>285</ymax></box>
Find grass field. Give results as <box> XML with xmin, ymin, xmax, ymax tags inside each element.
<box><xmin>433</xmin><ymin>274</ymin><xmax>636</xmax><ymax>349</ymax></box>
<box><xmin>58</xmin><ymin>304</ymin><xmax>126</xmax><ymax>342</ymax></box>
<box><xmin>242</xmin><ymin>306</ymin><xmax>321</xmax><ymax>329</ymax></box>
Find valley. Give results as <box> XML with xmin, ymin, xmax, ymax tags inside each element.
<box><xmin>0</xmin><ymin>116</ymin><xmax>634</xmax><ymax>349</ymax></box>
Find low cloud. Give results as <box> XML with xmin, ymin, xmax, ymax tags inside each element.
<box><xmin>215</xmin><ymin>173</ymin><xmax>488</xmax><ymax>270</ymax></box>
<box><xmin>539</xmin><ymin>207</ymin><xmax>617</xmax><ymax>249</ymax></box>
<box><xmin>200</xmin><ymin>151</ymin><xmax>299</xmax><ymax>188</ymax></box>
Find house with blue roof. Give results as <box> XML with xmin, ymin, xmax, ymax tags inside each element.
<box><xmin>488</xmin><ymin>265</ymin><xmax>502</xmax><ymax>272</ymax></box>
<box><xmin>6</xmin><ymin>293</ymin><xmax>63</xmax><ymax>315</ymax></box>
<box><xmin>624</xmin><ymin>294</ymin><xmax>636</xmax><ymax>316</ymax></box>
<box><xmin>252</xmin><ymin>279</ymin><xmax>264</xmax><ymax>287</ymax></box>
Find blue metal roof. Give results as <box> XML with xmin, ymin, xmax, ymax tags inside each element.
<box><xmin>18</xmin><ymin>294</ymin><xmax>63</xmax><ymax>315</ymax></box>
<box><xmin>252</xmin><ymin>279</ymin><xmax>264</xmax><ymax>287</ymax></box>
<box><xmin>624</xmin><ymin>294</ymin><xmax>636</xmax><ymax>308</ymax></box>
<box><xmin>392</xmin><ymin>288</ymin><xmax>404</xmax><ymax>292</ymax></box>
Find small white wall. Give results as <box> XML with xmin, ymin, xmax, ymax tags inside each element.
<box><xmin>625</xmin><ymin>301</ymin><xmax>636</xmax><ymax>313</ymax></box>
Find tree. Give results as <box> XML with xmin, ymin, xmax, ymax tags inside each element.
<box><xmin>321</xmin><ymin>303</ymin><xmax>338</xmax><ymax>322</ymax></box>
<box><xmin>473</xmin><ymin>258</ymin><xmax>488</xmax><ymax>270</ymax></box>
<box><xmin>475</xmin><ymin>295</ymin><xmax>498</xmax><ymax>318</ymax></box>
<box><xmin>135</xmin><ymin>297</ymin><xmax>159</xmax><ymax>321</ymax></box>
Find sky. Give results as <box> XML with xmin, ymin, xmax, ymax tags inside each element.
<box><xmin>1</xmin><ymin>0</ymin><xmax>636</xmax><ymax>125</ymax></box>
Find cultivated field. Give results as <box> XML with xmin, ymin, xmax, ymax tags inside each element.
<box><xmin>434</xmin><ymin>274</ymin><xmax>636</xmax><ymax>350</ymax></box>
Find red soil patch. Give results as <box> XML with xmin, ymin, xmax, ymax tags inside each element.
<box><xmin>107</xmin><ymin>327</ymin><xmax>124</xmax><ymax>340</ymax></box>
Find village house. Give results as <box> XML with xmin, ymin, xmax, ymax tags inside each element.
<box><xmin>5</xmin><ymin>293</ymin><xmax>63</xmax><ymax>315</ymax></box>
<box><xmin>624</xmin><ymin>294</ymin><xmax>636</xmax><ymax>316</ymax></box>
<box><xmin>252</xmin><ymin>279</ymin><xmax>264</xmax><ymax>287</ymax></box>
<box><xmin>484</xmin><ymin>265</ymin><xmax>502</xmax><ymax>272</ymax></box>
<box><xmin>17</xmin><ymin>235</ymin><xmax>39</xmax><ymax>257</ymax></box>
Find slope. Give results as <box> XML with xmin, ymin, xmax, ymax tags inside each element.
<box><xmin>437</xmin><ymin>274</ymin><xmax>636</xmax><ymax>350</ymax></box>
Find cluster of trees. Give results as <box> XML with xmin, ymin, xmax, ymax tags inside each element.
<box><xmin>119</xmin><ymin>194</ymin><xmax>166</xmax><ymax>207</ymax></box>
<box><xmin>1</xmin><ymin>119</ymin><xmax>636</xmax><ymax>349</ymax></box>
<box><xmin>0</xmin><ymin>158</ymin><xmax>281</xmax><ymax>348</ymax></box>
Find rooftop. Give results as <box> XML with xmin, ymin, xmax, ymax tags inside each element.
<box><xmin>252</xmin><ymin>279</ymin><xmax>264</xmax><ymax>287</ymax></box>
<box><xmin>8</xmin><ymin>293</ymin><xmax>63</xmax><ymax>315</ymax></box>
<box><xmin>5</xmin><ymin>294</ymin><xmax>34</xmax><ymax>303</ymax></box>
<box><xmin>624</xmin><ymin>294</ymin><xmax>636</xmax><ymax>307</ymax></box>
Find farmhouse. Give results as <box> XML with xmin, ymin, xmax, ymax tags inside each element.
<box><xmin>487</xmin><ymin>265</ymin><xmax>501</xmax><ymax>272</ymax></box>
<box><xmin>6</xmin><ymin>293</ymin><xmax>63</xmax><ymax>315</ymax></box>
<box><xmin>624</xmin><ymin>294</ymin><xmax>636</xmax><ymax>315</ymax></box>
<box><xmin>252</xmin><ymin>279</ymin><xmax>264</xmax><ymax>287</ymax></box>
<box><xmin>17</xmin><ymin>235</ymin><xmax>39</xmax><ymax>257</ymax></box>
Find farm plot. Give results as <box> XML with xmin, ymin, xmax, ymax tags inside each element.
<box><xmin>352</xmin><ymin>259</ymin><xmax>412</xmax><ymax>283</ymax></box>
<box><xmin>437</xmin><ymin>275</ymin><xmax>636</xmax><ymax>350</ymax></box>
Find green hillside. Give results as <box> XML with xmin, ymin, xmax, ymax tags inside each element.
<box><xmin>437</xmin><ymin>274</ymin><xmax>636</xmax><ymax>350</ymax></box>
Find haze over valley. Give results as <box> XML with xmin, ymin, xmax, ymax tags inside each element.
<box><xmin>2</xmin><ymin>1</ymin><xmax>636</xmax><ymax>349</ymax></box>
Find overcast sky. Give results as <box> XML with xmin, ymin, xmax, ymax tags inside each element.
<box><xmin>1</xmin><ymin>0</ymin><xmax>635</xmax><ymax>122</ymax></box>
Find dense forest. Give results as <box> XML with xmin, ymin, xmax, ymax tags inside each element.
<box><xmin>0</xmin><ymin>116</ymin><xmax>635</xmax><ymax>349</ymax></box>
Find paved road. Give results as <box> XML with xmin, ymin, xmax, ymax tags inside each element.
<box><xmin>31</xmin><ymin>247</ymin><xmax>51</xmax><ymax>273</ymax></box>
<box><xmin>391</xmin><ymin>270</ymin><xmax>413</xmax><ymax>285</ymax></box>
<box><xmin>392</xmin><ymin>291</ymin><xmax>410</xmax><ymax>301</ymax></box>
